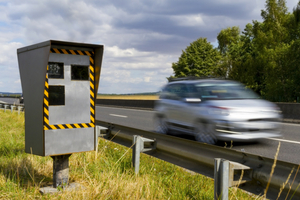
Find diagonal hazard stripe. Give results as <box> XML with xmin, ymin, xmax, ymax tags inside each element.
<box><xmin>90</xmin><ymin>73</ymin><xmax>94</xmax><ymax>81</ymax></box>
<box><xmin>44</xmin><ymin>116</ymin><xmax>49</xmax><ymax>125</ymax></box>
<box><xmin>90</xmin><ymin>90</ymin><xmax>94</xmax><ymax>98</ymax></box>
<box><xmin>90</xmin><ymin>82</ymin><xmax>94</xmax><ymax>89</ymax></box>
<box><xmin>90</xmin><ymin>98</ymin><xmax>94</xmax><ymax>106</ymax></box>
<box><xmin>43</xmin><ymin>122</ymin><xmax>95</xmax><ymax>130</ymax></box>
<box><xmin>85</xmin><ymin>51</ymin><xmax>92</xmax><ymax>56</ymax></box>
<box><xmin>50</xmin><ymin>125</ymin><xmax>57</xmax><ymax>130</ymax></box>
<box><xmin>58</xmin><ymin>124</ymin><xmax>65</xmax><ymax>129</ymax></box>
<box><xmin>69</xmin><ymin>50</ymin><xmax>77</xmax><ymax>55</ymax></box>
<box><xmin>44</xmin><ymin>107</ymin><xmax>49</xmax><ymax>116</ymax></box>
<box><xmin>82</xmin><ymin>123</ymin><xmax>88</xmax><ymax>128</ymax></box>
<box><xmin>44</xmin><ymin>99</ymin><xmax>49</xmax><ymax>107</ymax></box>
<box><xmin>61</xmin><ymin>49</ymin><xmax>69</xmax><ymax>54</ymax></box>
<box><xmin>77</xmin><ymin>50</ymin><xmax>84</xmax><ymax>55</ymax></box>
<box><xmin>89</xmin><ymin>57</ymin><xmax>94</xmax><ymax>64</ymax></box>
<box><xmin>74</xmin><ymin>124</ymin><xmax>81</xmax><ymax>128</ymax></box>
<box><xmin>44</xmin><ymin>90</ymin><xmax>48</xmax><ymax>98</ymax></box>
<box><xmin>66</xmin><ymin>124</ymin><xmax>73</xmax><ymax>129</ymax></box>
<box><xmin>91</xmin><ymin>108</ymin><xmax>95</xmax><ymax>115</ymax></box>
<box><xmin>53</xmin><ymin>48</ymin><xmax>61</xmax><ymax>54</ymax></box>
<box><xmin>90</xmin><ymin>65</ymin><xmax>94</xmax><ymax>73</ymax></box>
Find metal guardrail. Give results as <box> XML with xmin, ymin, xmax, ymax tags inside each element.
<box><xmin>96</xmin><ymin>120</ymin><xmax>300</xmax><ymax>200</ymax></box>
<box><xmin>0</xmin><ymin>103</ymin><xmax>24</xmax><ymax>114</ymax></box>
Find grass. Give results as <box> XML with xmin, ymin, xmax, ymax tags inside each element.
<box><xmin>97</xmin><ymin>95</ymin><xmax>158</xmax><ymax>100</ymax></box>
<box><xmin>0</xmin><ymin>109</ymin><xmax>260</xmax><ymax>199</ymax></box>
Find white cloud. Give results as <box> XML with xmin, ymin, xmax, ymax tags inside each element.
<box><xmin>172</xmin><ymin>14</ymin><xmax>205</xmax><ymax>27</ymax></box>
<box><xmin>106</xmin><ymin>46</ymin><xmax>152</xmax><ymax>57</ymax></box>
<box><xmin>0</xmin><ymin>0</ymin><xmax>298</xmax><ymax>94</ymax></box>
<box><xmin>144</xmin><ymin>77</ymin><xmax>150</xmax><ymax>82</ymax></box>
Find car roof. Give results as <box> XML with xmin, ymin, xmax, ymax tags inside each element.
<box><xmin>167</xmin><ymin>78</ymin><xmax>239</xmax><ymax>85</ymax></box>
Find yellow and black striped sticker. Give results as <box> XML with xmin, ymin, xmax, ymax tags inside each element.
<box><xmin>43</xmin><ymin>48</ymin><xmax>95</xmax><ymax>130</ymax></box>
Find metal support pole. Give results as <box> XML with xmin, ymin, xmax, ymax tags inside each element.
<box><xmin>214</xmin><ymin>158</ymin><xmax>252</xmax><ymax>200</ymax></box>
<box><xmin>132</xmin><ymin>135</ymin><xmax>156</xmax><ymax>174</ymax></box>
<box><xmin>4</xmin><ymin>105</ymin><xmax>8</xmax><ymax>112</ymax></box>
<box><xmin>214</xmin><ymin>158</ymin><xmax>229</xmax><ymax>200</ymax></box>
<box><xmin>95</xmin><ymin>125</ymin><xmax>109</xmax><ymax>152</ymax></box>
<box><xmin>18</xmin><ymin>106</ymin><xmax>22</xmax><ymax>115</ymax></box>
<box><xmin>11</xmin><ymin>106</ymin><xmax>15</xmax><ymax>113</ymax></box>
<box><xmin>132</xmin><ymin>135</ymin><xmax>141</xmax><ymax>174</ymax></box>
<box><xmin>51</xmin><ymin>154</ymin><xmax>72</xmax><ymax>188</ymax></box>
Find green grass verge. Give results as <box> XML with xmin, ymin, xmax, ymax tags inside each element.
<box><xmin>0</xmin><ymin>109</ymin><xmax>259</xmax><ymax>199</ymax></box>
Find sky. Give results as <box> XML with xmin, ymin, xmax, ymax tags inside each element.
<box><xmin>0</xmin><ymin>0</ymin><xmax>299</xmax><ymax>94</ymax></box>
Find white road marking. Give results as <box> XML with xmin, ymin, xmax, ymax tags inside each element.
<box><xmin>282</xmin><ymin>123</ymin><xmax>300</xmax><ymax>127</ymax></box>
<box><xmin>109</xmin><ymin>114</ymin><xmax>128</xmax><ymax>118</ymax></box>
<box><xmin>97</xmin><ymin>105</ymin><xmax>154</xmax><ymax>113</ymax></box>
<box><xmin>267</xmin><ymin>138</ymin><xmax>300</xmax><ymax>145</ymax></box>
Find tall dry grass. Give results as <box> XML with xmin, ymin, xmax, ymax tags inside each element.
<box><xmin>0</xmin><ymin>109</ymin><xmax>260</xmax><ymax>199</ymax></box>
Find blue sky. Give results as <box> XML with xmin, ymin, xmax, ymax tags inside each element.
<box><xmin>0</xmin><ymin>0</ymin><xmax>298</xmax><ymax>94</ymax></box>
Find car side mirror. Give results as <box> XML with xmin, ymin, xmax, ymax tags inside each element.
<box><xmin>183</xmin><ymin>98</ymin><xmax>201</xmax><ymax>103</ymax></box>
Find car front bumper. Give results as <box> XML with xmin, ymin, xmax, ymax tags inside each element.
<box><xmin>213</xmin><ymin>120</ymin><xmax>282</xmax><ymax>141</ymax></box>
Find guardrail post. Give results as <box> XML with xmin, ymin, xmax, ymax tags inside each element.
<box><xmin>95</xmin><ymin>125</ymin><xmax>109</xmax><ymax>152</ymax></box>
<box><xmin>11</xmin><ymin>105</ymin><xmax>15</xmax><ymax>113</ymax></box>
<box><xmin>4</xmin><ymin>105</ymin><xmax>8</xmax><ymax>112</ymax></box>
<box><xmin>214</xmin><ymin>158</ymin><xmax>252</xmax><ymax>200</ymax></box>
<box><xmin>17</xmin><ymin>106</ymin><xmax>23</xmax><ymax>115</ymax></box>
<box><xmin>214</xmin><ymin>158</ymin><xmax>229</xmax><ymax>200</ymax></box>
<box><xmin>132</xmin><ymin>135</ymin><xmax>156</xmax><ymax>174</ymax></box>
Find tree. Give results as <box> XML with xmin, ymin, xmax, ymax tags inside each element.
<box><xmin>171</xmin><ymin>38</ymin><xmax>222</xmax><ymax>78</ymax></box>
<box><xmin>217</xmin><ymin>26</ymin><xmax>240</xmax><ymax>54</ymax></box>
<box><xmin>216</xmin><ymin>26</ymin><xmax>241</xmax><ymax>78</ymax></box>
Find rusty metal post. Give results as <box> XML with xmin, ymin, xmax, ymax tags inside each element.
<box><xmin>51</xmin><ymin>154</ymin><xmax>72</xmax><ymax>188</ymax></box>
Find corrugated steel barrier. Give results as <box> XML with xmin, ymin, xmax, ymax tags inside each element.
<box><xmin>96</xmin><ymin>120</ymin><xmax>300</xmax><ymax>200</ymax></box>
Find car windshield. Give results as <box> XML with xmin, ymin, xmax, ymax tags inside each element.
<box><xmin>194</xmin><ymin>82</ymin><xmax>259</xmax><ymax>100</ymax></box>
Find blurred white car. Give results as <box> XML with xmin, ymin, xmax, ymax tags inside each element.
<box><xmin>154</xmin><ymin>78</ymin><xmax>282</xmax><ymax>144</ymax></box>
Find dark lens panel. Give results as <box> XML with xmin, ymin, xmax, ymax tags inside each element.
<box><xmin>49</xmin><ymin>86</ymin><xmax>65</xmax><ymax>106</ymax></box>
<box><xmin>71</xmin><ymin>65</ymin><xmax>89</xmax><ymax>80</ymax></box>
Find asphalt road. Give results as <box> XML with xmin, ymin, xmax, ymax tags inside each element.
<box><xmin>0</xmin><ymin>97</ymin><xmax>21</xmax><ymax>104</ymax></box>
<box><xmin>96</xmin><ymin>105</ymin><xmax>300</xmax><ymax>165</ymax></box>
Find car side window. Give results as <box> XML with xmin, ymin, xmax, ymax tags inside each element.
<box><xmin>160</xmin><ymin>83</ymin><xmax>188</xmax><ymax>100</ymax></box>
<box><xmin>186</xmin><ymin>84</ymin><xmax>201</xmax><ymax>98</ymax></box>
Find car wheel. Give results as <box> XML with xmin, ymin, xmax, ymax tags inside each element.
<box><xmin>154</xmin><ymin>116</ymin><xmax>169</xmax><ymax>134</ymax></box>
<box><xmin>194</xmin><ymin>121</ymin><xmax>217</xmax><ymax>144</ymax></box>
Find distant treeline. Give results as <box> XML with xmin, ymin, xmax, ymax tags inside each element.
<box><xmin>218</xmin><ymin>1</ymin><xmax>300</xmax><ymax>103</ymax></box>
<box><xmin>171</xmin><ymin>0</ymin><xmax>300</xmax><ymax>103</ymax></box>
<box><xmin>0</xmin><ymin>92</ymin><xmax>22</xmax><ymax>97</ymax></box>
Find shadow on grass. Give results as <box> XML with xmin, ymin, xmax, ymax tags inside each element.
<box><xmin>0</xmin><ymin>150</ymin><xmax>53</xmax><ymax>188</ymax></box>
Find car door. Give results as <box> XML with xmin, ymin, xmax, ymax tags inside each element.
<box><xmin>166</xmin><ymin>83</ymin><xmax>193</xmax><ymax>131</ymax></box>
<box><xmin>172</xmin><ymin>83</ymin><xmax>203</xmax><ymax>133</ymax></box>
